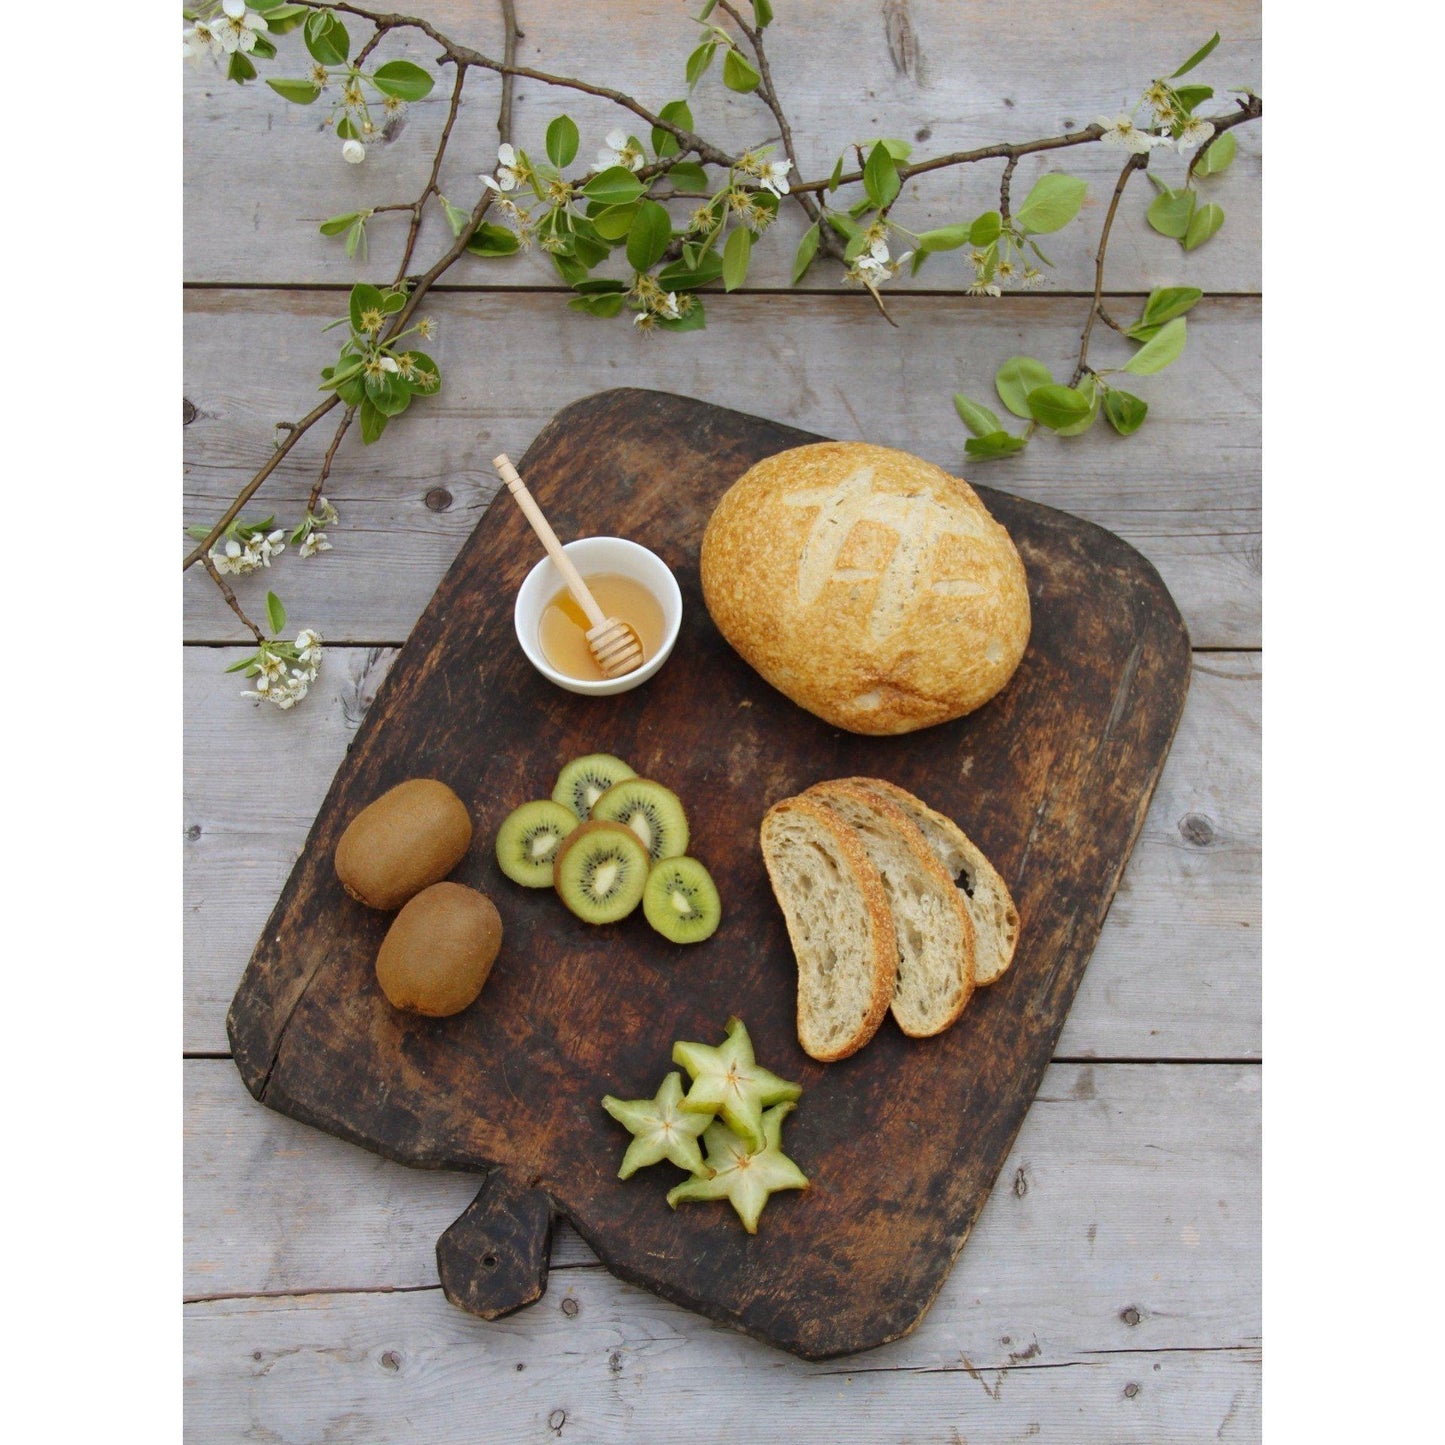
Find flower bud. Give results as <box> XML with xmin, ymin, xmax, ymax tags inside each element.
<box><xmin>342</xmin><ymin>139</ymin><xmax>366</xmax><ymax>164</ymax></box>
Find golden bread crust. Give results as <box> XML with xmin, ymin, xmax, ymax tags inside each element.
<box><xmin>701</xmin><ymin>442</ymin><xmax>1031</xmax><ymax>735</ymax></box>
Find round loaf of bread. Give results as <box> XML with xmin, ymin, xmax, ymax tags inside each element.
<box><xmin>700</xmin><ymin>442</ymin><xmax>1030</xmax><ymax>734</ymax></box>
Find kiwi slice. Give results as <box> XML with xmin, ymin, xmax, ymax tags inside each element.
<box><xmin>552</xmin><ymin>753</ymin><xmax>637</xmax><ymax>819</ymax></box>
<box><xmin>591</xmin><ymin>778</ymin><xmax>689</xmax><ymax>861</ymax></box>
<box><xmin>554</xmin><ymin>820</ymin><xmax>650</xmax><ymax>924</ymax></box>
<box><xmin>643</xmin><ymin>857</ymin><xmax>721</xmax><ymax>944</ymax></box>
<box><xmin>495</xmin><ymin>800</ymin><xmax>579</xmax><ymax>888</ymax></box>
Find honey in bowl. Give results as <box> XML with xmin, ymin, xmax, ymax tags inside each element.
<box><xmin>538</xmin><ymin>574</ymin><xmax>667</xmax><ymax>682</ymax></box>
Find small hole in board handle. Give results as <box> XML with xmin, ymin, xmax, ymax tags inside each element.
<box><xmin>482</xmin><ymin>1253</ymin><xmax>499</xmax><ymax>1269</ymax></box>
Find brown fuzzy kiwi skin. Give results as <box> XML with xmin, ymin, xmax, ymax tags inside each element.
<box><xmin>375</xmin><ymin>881</ymin><xmax>502</xmax><ymax>1017</ymax></box>
<box><xmin>553</xmin><ymin>819</ymin><xmax>650</xmax><ymax>921</ymax></box>
<box><xmin>335</xmin><ymin>778</ymin><xmax>472</xmax><ymax>910</ymax></box>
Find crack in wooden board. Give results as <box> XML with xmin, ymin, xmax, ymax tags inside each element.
<box><xmin>227</xmin><ymin>388</ymin><xmax>1191</xmax><ymax>1359</ymax></box>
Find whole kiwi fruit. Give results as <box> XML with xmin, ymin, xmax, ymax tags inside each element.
<box><xmin>335</xmin><ymin>778</ymin><xmax>472</xmax><ymax>910</ymax></box>
<box><xmin>375</xmin><ymin>881</ymin><xmax>503</xmax><ymax>1017</ymax></box>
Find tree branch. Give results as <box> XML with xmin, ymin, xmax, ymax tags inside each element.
<box><xmin>201</xmin><ymin>554</ymin><xmax>267</xmax><ymax>643</ymax></box>
<box><xmin>1071</xmin><ymin>152</ymin><xmax>1146</xmax><ymax>386</ymax></box>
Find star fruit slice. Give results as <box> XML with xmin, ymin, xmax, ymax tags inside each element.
<box><xmin>671</xmin><ymin>1015</ymin><xmax>802</xmax><ymax>1153</ymax></box>
<box><xmin>601</xmin><ymin>1071</ymin><xmax>711</xmax><ymax>1179</ymax></box>
<box><xmin>666</xmin><ymin>1101</ymin><xmax>809</xmax><ymax>1234</ymax></box>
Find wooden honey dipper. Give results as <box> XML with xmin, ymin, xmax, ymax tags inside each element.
<box><xmin>494</xmin><ymin>453</ymin><xmax>645</xmax><ymax>679</ymax></box>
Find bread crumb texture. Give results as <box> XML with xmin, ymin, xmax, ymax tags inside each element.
<box><xmin>701</xmin><ymin>443</ymin><xmax>1031</xmax><ymax>734</ymax></box>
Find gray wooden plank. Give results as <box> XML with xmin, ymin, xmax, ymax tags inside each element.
<box><xmin>184</xmin><ymin>1062</ymin><xmax>1258</xmax><ymax>1441</ymax></box>
<box><xmin>182</xmin><ymin>650</ymin><xmax>1258</xmax><ymax>1058</ymax></box>
<box><xmin>182</xmin><ymin>290</ymin><xmax>1261</xmax><ymax>649</ymax></box>
<box><xmin>182</xmin><ymin>0</ymin><xmax>1261</xmax><ymax>293</ymax></box>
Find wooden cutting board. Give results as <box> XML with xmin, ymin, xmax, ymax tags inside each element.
<box><xmin>228</xmin><ymin>388</ymin><xmax>1190</xmax><ymax>1360</ymax></box>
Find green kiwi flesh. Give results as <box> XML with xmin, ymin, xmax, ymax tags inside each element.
<box><xmin>591</xmin><ymin>778</ymin><xmax>689</xmax><ymax>861</ymax></box>
<box><xmin>554</xmin><ymin>820</ymin><xmax>650</xmax><ymax>923</ymax></box>
<box><xmin>552</xmin><ymin>753</ymin><xmax>637</xmax><ymax>819</ymax></box>
<box><xmin>643</xmin><ymin>856</ymin><xmax>721</xmax><ymax>944</ymax></box>
<box><xmin>495</xmin><ymin>800</ymin><xmax>578</xmax><ymax>888</ymax></box>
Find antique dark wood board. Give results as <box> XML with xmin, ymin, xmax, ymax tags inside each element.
<box><xmin>228</xmin><ymin>388</ymin><xmax>1191</xmax><ymax>1360</ymax></box>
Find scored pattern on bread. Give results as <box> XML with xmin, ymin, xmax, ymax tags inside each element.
<box><xmin>805</xmin><ymin>781</ymin><xmax>976</xmax><ymax>1037</ymax></box>
<box><xmin>847</xmin><ymin>778</ymin><xmax>1020</xmax><ymax>986</ymax></box>
<box><xmin>759</xmin><ymin>797</ymin><xmax>897</xmax><ymax>1063</ymax></box>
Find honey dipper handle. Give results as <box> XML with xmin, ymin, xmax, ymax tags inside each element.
<box><xmin>493</xmin><ymin>453</ymin><xmax>607</xmax><ymax>630</ymax></box>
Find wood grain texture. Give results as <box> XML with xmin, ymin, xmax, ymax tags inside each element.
<box><xmin>186</xmin><ymin>1057</ymin><xmax>1261</xmax><ymax>1346</ymax></box>
<box><xmin>182</xmin><ymin>0</ymin><xmax>1260</xmax><ymax>293</ymax></box>
<box><xmin>185</xmin><ymin>647</ymin><xmax>1258</xmax><ymax>1060</ymax></box>
<box><xmin>182</xmin><ymin>290</ymin><xmax>1261</xmax><ymax>648</ymax></box>
<box><xmin>223</xmin><ymin>389</ymin><xmax>1190</xmax><ymax>1358</ymax></box>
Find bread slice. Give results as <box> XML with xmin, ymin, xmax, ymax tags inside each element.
<box><xmin>806</xmin><ymin>780</ymin><xmax>976</xmax><ymax>1037</ymax></box>
<box><xmin>846</xmin><ymin>778</ymin><xmax>1020</xmax><ymax>986</ymax></box>
<box><xmin>759</xmin><ymin>796</ymin><xmax>897</xmax><ymax>1062</ymax></box>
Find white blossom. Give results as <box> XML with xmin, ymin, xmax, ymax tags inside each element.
<box><xmin>378</xmin><ymin>355</ymin><xmax>400</xmax><ymax>373</ymax></box>
<box><xmin>183</xmin><ymin>21</ymin><xmax>226</xmax><ymax>62</ymax></box>
<box><xmin>342</xmin><ymin>139</ymin><xmax>366</xmax><ymax>164</ymax></box>
<box><xmin>1021</xmin><ymin>266</ymin><xmax>1047</xmax><ymax>289</ymax></box>
<box><xmin>1096</xmin><ymin>112</ymin><xmax>1171</xmax><ymax>155</ymax></box>
<box><xmin>597</xmin><ymin>128</ymin><xmax>644</xmax><ymax>173</ymax></box>
<box><xmin>299</xmin><ymin>531</ymin><xmax>332</xmax><ymax>558</ymax></box>
<box><xmin>216</xmin><ymin>2</ymin><xmax>268</xmax><ymax>54</ymax></box>
<box><xmin>848</xmin><ymin>237</ymin><xmax>911</xmax><ymax>288</ymax></box>
<box><xmin>294</xmin><ymin>629</ymin><xmax>324</xmax><ymax>669</ymax></box>
<box><xmin>494</xmin><ymin>144</ymin><xmax>522</xmax><ymax>191</ymax></box>
<box><xmin>1176</xmin><ymin>116</ymin><xmax>1216</xmax><ymax>151</ymax></box>
<box><xmin>657</xmin><ymin>292</ymin><xmax>682</xmax><ymax>320</ymax></box>
<box><xmin>314</xmin><ymin>497</ymin><xmax>339</xmax><ymax>526</ymax></box>
<box><xmin>966</xmin><ymin>277</ymin><xmax>1003</xmax><ymax>298</ymax></box>
<box><xmin>759</xmin><ymin>159</ymin><xmax>792</xmax><ymax>197</ymax></box>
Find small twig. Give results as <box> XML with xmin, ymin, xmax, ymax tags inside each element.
<box><xmin>498</xmin><ymin>0</ymin><xmax>519</xmax><ymax>145</ymax></box>
<box><xmin>201</xmin><ymin>554</ymin><xmax>267</xmax><ymax>643</ymax></box>
<box><xmin>998</xmin><ymin>154</ymin><xmax>1019</xmax><ymax>226</ymax></box>
<box><xmin>308</xmin><ymin>405</ymin><xmax>356</xmax><ymax>513</ymax></box>
<box><xmin>1071</xmin><ymin>152</ymin><xmax>1146</xmax><ymax>386</ymax></box>
<box><xmin>393</xmin><ymin>61</ymin><xmax>468</xmax><ymax>286</ymax></box>
<box><xmin>354</xmin><ymin>20</ymin><xmax>393</xmax><ymax>67</ymax></box>
<box><xmin>1097</xmin><ymin>305</ymin><xmax>1126</xmax><ymax>335</ymax></box>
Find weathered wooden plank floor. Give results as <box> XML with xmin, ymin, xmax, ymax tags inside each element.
<box><xmin>183</xmin><ymin>0</ymin><xmax>1261</xmax><ymax>1438</ymax></box>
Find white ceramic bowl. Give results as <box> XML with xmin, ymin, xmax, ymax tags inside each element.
<box><xmin>513</xmin><ymin>537</ymin><xmax>683</xmax><ymax>697</ymax></box>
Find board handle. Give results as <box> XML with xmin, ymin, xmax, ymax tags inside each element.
<box><xmin>436</xmin><ymin>1168</ymin><xmax>555</xmax><ymax>1319</ymax></box>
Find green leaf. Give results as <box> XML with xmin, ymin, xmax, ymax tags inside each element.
<box><xmin>546</xmin><ymin>114</ymin><xmax>580</xmax><ymax>169</ymax></box>
<box><xmin>227</xmin><ymin>51</ymin><xmax>257</xmax><ymax>83</ymax></box>
<box><xmin>572</xmin><ymin>278</ymin><xmax>628</xmax><ymax>294</ymax></box>
<box><xmin>658</xmin><ymin>299</ymin><xmax>707</xmax><ymax>333</ymax></box>
<box><xmin>582</xmin><ymin>166</ymin><xmax>645</xmax><ymax>206</ymax></box>
<box><xmin>722</xmin><ymin>48</ymin><xmax>761</xmax><ymax>93</ymax></box>
<box><xmin>1125</xmin><ymin>317</ymin><xmax>1187</xmax><ymax>375</ymax></box>
<box><xmin>335</xmin><ymin>114</ymin><xmax>358</xmax><ymax>141</ymax></box>
<box><xmin>791</xmin><ymin>224</ymin><xmax>821</xmax><ymax>285</ymax></box>
<box><xmin>335</xmin><ymin>369</ymin><xmax>365</xmax><ymax>406</ymax></box>
<box><xmin>1026</xmin><ymin>383</ymin><xmax>1093</xmax><ymax>429</ymax></box>
<box><xmin>652</xmin><ymin>100</ymin><xmax>694</xmax><ymax>158</ymax></box>
<box><xmin>440</xmin><ymin>198</ymin><xmax>472</xmax><ymax>238</ymax></box>
<box><xmin>348</xmin><ymin>283</ymin><xmax>384</xmax><ymax>334</ymax></box>
<box><xmin>224</xmin><ymin>655</ymin><xmax>258</xmax><ymax>674</ymax></box>
<box><xmin>751</xmin><ymin>0</ymin><xmax>774</xmax><ymax>27</ymax></box>
<box><xmin>657</xmin><ymin>250</ymin><xmax>724</xmax><ymax>290</ymax></box>
<box><xmin>265</xmin><ymin>592</ymin><xmax>287</xmax><ymax>636</ymax></box>
<box><xmin>828</xmin><ymin>212</ymin><xmax>862</xmax><ymax>242</ymax></box>
<box><xmin>404</xmin><ymin>351</ymin><xmax>439</xmax><ymax>393</ymax></box>
<box><xmin>250</xmin><ymin>35</ymin><xmax>276</xmax><ymax>59</ymax></box>
<box><xmin>968</xmin><ymin>211</ymin><xmax>1003</xmax><ymax>247</ymax></box>
<box><xmin>381</xmin><ymin>289</ymin><xmax>406</xmax><ymax>314</ymax></box>
<box><xmin>1015</xmin><ymin>173</ymin><xmax>1086</xmax><ymax>234</ymax></box>
<box><xmin>627</xmin><ymin>200</ymin><xmax>673</xmax><ymax>272</ymax></box>
<box><xmin>371</xmin><ymin>60</ymin><xmax>433</xmax><ymax>101</ymax></box>
<box><xmin>590</xmin><ymin>203</ymin><xmax>638</xmax><ymax>241</ymax></box>
<box><xmin>319</xmin><ymin>212</ymin><xmax>359</xmax><ymax>236</ymax></box>
<box><xmin>568</xmin><ymin>292</ymin><xmax>627</xmax><ymax>318</ymax></box>
<box><xmin>266</xmin><ymin>77</ymin><xmax>322</xmax><ymax>104</ymax></box>
<box><xmin>878</xmin><ymin>138</ymin><xmax>913</xmax><ymax>161</ymax></box>
<box><xmin>1183</xmin><ymin>201</ymin><xmax>1225</xmax><ymax>251</ymax></box>
<box><xmin>262</xmin><ymin>4</ymin><xmax>309</xmax><ymax>34</ymax></box>
<box><xmin>551</xmin><ymin>254</ymin><xmax>588</xmax><ymax>286</ymax></box>
<box><xmin>1104</xmin><ymin>389</ymin><xmax>1149</xmax><ymax>436</ymax></box>
<box><xmin>685</xmin><ymin>42</ymin><xmax>716</xmax><ymax>91</ymax></box>
<box><xmin>722</xmin><ymin>226</ymin><xmax>752</xmax><ymax>291</ymax></box>
<box><xmin>916</xmin><ymin>225</ymin><xmax>972</xmax><ymax>254</ymax></box>
<box><xmin>1146</xmin><ymin>187</ymin><xmax>1196</xmax><ymax>239</ymax></box>
<box><xmin>1052</xmin><ymin>375</ymin><xmax>1099</xmax><ymax>436</ymax></box>
<box><xmin>954</xmin><ymin>394</ymin><xmax>1002</xmax><ymax>438</ymax></box>
<box><xmin>863</xmin><ymin>142</ymin><xmax>901</xmax><ymax>209</ymax></box>
<box><xmin>465</xmin><ymin>223</ymin><xmax>522</xmax><ymax>257</ymax></box>
<box><xmin>828</xmin><ymin>154</ymin><xmax>844</xmax><ymax>193</ymax></box>
<box><xmin>303</xmin><ymin>9</ymin><xmax>349</xmax><ymax>66</ymax></box>
<box><xmin>365</xmin><ymin>368</ymin><xmax>411</xmax><ymax>417</ymax></box>
<box><xmin>1172</xmin><ymin>83</ymin><xmax>1214</xmax><ymax>112</ymax></box>
<box><xmin>995</xmin><ymin>356</ymin><xmax>1053</xmax><ymax>419</ymax></box>
<box><xmin>1171</xmin><ymin>32</ymin><xmax>1220</xmax><ymax>78</ymax></box>
<box><xmin>344</xmin><ymin>218</ymin><xmax>367</xmax><ymax>261</ymax></box>
<box><xmin>358</xmin><ymin>397</ymin><xmax>386</xmax><ymax>445</ymax></box>
<box><xmin>965</xmin><ymin>431</ymin><xmax>1028</xmax><ymax>460</ymax></box>
<box><xmin>1195</xmin><ymin>130</ymin><xmax>1237</xmax><ymax>176</ymax></box>
<box><xmin>668</xmin><ymin>161</ymin><xmax>708</xmax><ymax>191</ymax></box>
<box><xmin>1137</xmin><ymin>285</ymin><xmax>1203</xmax><ymax>329</ymax></box>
